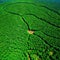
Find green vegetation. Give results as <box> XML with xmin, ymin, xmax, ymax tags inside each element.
<box><xmin>0</xmin><ymin>2</ymin><xmax>60</xmax><ymax>60</ymax></box>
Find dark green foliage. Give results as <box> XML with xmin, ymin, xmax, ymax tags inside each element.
<box><xmin>0</xmin><ymin>2</ymin><xmax>60</xmax><ymax>60</ymax></box>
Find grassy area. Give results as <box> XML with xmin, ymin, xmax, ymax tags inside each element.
<box><xmin>0</xmin><ymin>2</ymin><xmax>60</xmax><ymax>60</ymax></box>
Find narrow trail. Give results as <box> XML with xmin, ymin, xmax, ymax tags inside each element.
<box><xmin>3</xmin><ymin>2</ymin><xmax>60</xmax><ymax>56</ymax></box>
<box><xmin>33</xmin><ymin>33</ymin><xmax>60</xmax><ymax>51</ymax></box>
<box><xmin>3</xmin><ymin>2</ymin><xmax>60</xmax><ymax>28</ymax></box>
<box><xmin>26</xmin><ymin>13</ymin><xmax>60</xmax><ymax>28</ymax></box>
<box><xmin>35</xmin><ymin>4</ymin><xmax>60</xmax><ymax>20</ymax></box>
